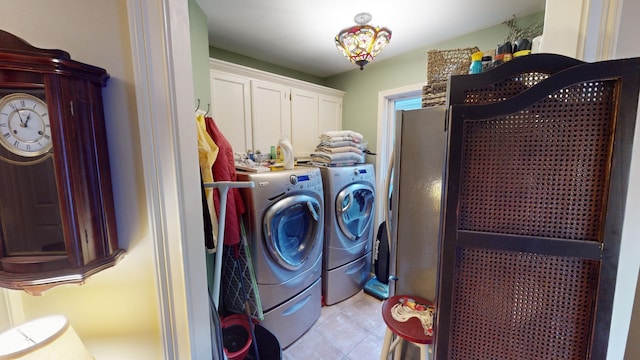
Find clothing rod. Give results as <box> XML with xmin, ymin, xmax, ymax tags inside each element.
<box><xmin>203</xmin><ymin>181</ymin><xmax>255</xmax><ymax>189</ymax></box>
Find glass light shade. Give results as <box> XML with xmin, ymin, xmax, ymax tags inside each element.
<box><xmin>335</xmin><ymin>15</ymin><xmax>392</xmax><ymax>70</ymax></box>
<box><xmin>0</xmin><ymin>315</ymin><xmax>93</xmax><ymax>360</ymax></box>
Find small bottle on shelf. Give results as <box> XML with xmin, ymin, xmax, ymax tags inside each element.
<box><xmin>469</xmin><ymin>51</ymin><xmax>484</xmax><ymax>74</ymax></box>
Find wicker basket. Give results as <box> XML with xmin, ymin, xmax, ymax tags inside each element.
<box><xmin>422</xmin><ymin>47</ymin><xmax>480</xmax><ymax>108</ymax></box>
<box><xmin>427</xmin><ymin>47</ymin><xmax>480</xmax><ymax>84</ymax></box>
<box><xmin>422</xmin><ymin>82</ymin><xmax>448</xmax><ymax>108</ymax></box>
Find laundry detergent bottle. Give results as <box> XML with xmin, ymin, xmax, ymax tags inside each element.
<box><xmin>277</xmin><ymin>138</ymin><xmax>294</xmax><ymax>170</ymax></box>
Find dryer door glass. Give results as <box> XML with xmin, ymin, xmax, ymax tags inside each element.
<box><xmin>336</xmin><ymin>184</ymin><xmax>375</xmax><ymax>241</ymax></box>
<box><xmin>264</xmin><ymin>194</ymin><xmax>322</xmax><ymax>270</ymax></box>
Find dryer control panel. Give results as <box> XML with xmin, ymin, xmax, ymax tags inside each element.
<box><xmin>286</xmin><ymin>172</ymin><xmax>322</xmax><ymax>194</ymax></box>
<box><xmin>237</xmin><ymin>167</ymin><xmax>324</xmax><ymax>200</ymax></box>
<box><xmin>351</xmin><ymin>165</ymin><xmax>375</xmax><ymax>183</ymax></box>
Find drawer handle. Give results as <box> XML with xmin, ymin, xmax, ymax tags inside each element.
<box><xmin>282</xmin><ymin>294</ymin><xmax>312</xmax><ymax>316</ymax></box>
<box><xmin>345</xmin><ymin>260</ymin><xmax>366</xmax><ymax>275</ymax></box>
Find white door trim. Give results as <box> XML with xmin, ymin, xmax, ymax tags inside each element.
<box><xmin>0</xmin><ymin>289</ymin><xmax>24</xmax><ymax>332</ymax></box>
<box><xmin>126</xmin><ymin>0</ymin><xmax>212</xmax><ymax>358</ymax></box>
<box><xmin>578</xmin><ymin>0</ymin><xmax>623</xmax><ymax>61</ymax></box>
<box><xmin>374</xmin><ymin>83</ymin><xmax>423</xmax><ymax>228</ymax></box>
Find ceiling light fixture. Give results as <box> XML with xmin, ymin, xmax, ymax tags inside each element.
<box><xmin>335</xmin><ymin>12</ymin><xmax>392</xmax><ymax>71</ymax></box>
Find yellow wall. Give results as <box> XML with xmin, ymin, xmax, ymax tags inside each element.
<box><xmin>0</xmin><ymin>0</ymin><xmax>162</xmax><ymax>356</ymax></box>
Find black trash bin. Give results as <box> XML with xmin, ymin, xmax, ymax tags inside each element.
<box><xmin>245</xmin><ymin>324</ymin><xmax>282</xmax><ymax>360</ymax></box>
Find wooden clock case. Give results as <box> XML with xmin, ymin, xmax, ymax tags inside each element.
<box><xmin>0</xmin><ymin>30</ymin><xmax>124</xmax><ymax>295</ymax></box>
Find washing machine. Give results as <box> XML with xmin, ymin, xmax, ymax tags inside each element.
<box><xmin>237</xmin><ymin>167</ymin><xmax>324</xmax><ymax>348</ymax></box>
<box><xmin>319</xmin><ymin>164</ymin><xmax>376</xmax><ymax>305</ymax></box>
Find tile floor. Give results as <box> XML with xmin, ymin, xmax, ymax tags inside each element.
<box><xmin>282</xmin><ymin>290</ymin><xmax>388</xmax><ymax>360</ymax></box>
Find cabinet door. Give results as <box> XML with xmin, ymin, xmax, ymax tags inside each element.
<box><xmin>210</xmin><ymin>71</ymin><xmax>252</xmax><ymax>153</ymax></box>
<box><xmin>291</xmin><ymin>88</ymin><xmax>319</xmax><ymax>159</ymax></box>
<box><xmin>318</xmin><ymin>94</ymin><xmax>342</xmax><ymax>135</ymax></box>
<box><xmin>251</xmin><ymin>80</ymin><xmax>290</xmax><ymax>154</ymax></box>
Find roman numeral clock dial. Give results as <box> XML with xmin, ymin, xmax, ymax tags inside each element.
<box><xmin>0</xmin><ymin>93</ymin><xmax>52</xmax><ymax>157</ymax></box>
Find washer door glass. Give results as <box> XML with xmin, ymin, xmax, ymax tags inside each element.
<box><xmin>336</xmin><ymin>184</ymin><xmax>375</xmax><ymax>241</ymax></box>
<box><xmin>263</xmin><ymin>194</ymin><xmax>322</xmax><ymax>270</ymax></box>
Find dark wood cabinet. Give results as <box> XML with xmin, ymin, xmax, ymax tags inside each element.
<box><xmin>0</xmin><ymin>30</ymin><xmax>124</xmax><ymax>295</ymax></box>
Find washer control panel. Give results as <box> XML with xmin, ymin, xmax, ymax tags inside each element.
<box><xmin>286</xmin><ymin>171</ymin><xmax>322</xmax><ymax>193</ymax></box>
<box><xmin>350</xmin><ymin>166</ymin><xmax>375</xmax><ymax>183</ymax></box>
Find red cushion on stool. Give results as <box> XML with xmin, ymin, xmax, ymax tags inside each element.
<box><xmin>381</xmin><ymin>295</ymin><xmax>434</xmax><ymax>345</ymax></box>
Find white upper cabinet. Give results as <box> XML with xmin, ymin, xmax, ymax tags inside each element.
<box><xmin>210</xmin><ymin>71</ymin><xmax>252</xmax><ymax>153</ymax></box>
<box><xmin>251</xmin><ymin>80</ymin><xmax>291</xmax><ymax>155</ymax></box>
<box><xmin>318</xmin><ymin>94</ymin><xmax>343</xmax><ymax>135</ymax></box>
<box><xmin>209</xmin><ymin>59</ymin><xmax>343</xmax><ymax>159</ymax></box>
<box><xmin>291</xmin><ymin>88</ymin><xmax>319</xmax><ymax>158</ymax></box>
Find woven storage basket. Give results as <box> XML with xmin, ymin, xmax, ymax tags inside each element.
<box><xmin>427</xmin><ymin>47</ymin><xmax>480</xmax><ymax>84</ymax></box>
<box><xmin>422</xmin><ymin>47</ymin><xmax>480</xmax><ymax>108</ymax></box>
<box><xmin>422</xmin><ymin>82</ymin><xmax>448</xmax><ymax>108</ymax></box>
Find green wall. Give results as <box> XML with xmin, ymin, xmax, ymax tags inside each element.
<box><xmin>189</xmin><ymin>0</ymin><xmax>211</xmax><ymax>111</ymax></box>
<box><xmin>325</xmin><ymin>12</ymin><xmax>544</xmax><ymax>156</ymax></box>
<box><xmin>201</xmin><ymin>10</ymin><xmax>543</xmax><ymax>158</ymax></box>
<box><xmin>210</xmin><ymin>47</ymin><xmax>326</xmax><ymax>86</ymax></box>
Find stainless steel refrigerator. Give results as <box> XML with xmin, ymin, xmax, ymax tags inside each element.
<box><xmin>386</xmin><ymin>106</ymin><xmax>447</xmax><ymax>301</ymax></box>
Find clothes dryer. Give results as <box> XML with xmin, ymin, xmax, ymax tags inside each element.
<box><xmin>237</xmin><ymin>167</ymin><xmax>324</xmax><ymax>348</ymax></box>
<box><xmin>319</xmin><ymin>164</ymin><xmax>375</xmax><ymax>305</ymax></box>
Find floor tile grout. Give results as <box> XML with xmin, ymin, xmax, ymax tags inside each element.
<box><xmin>282</xmin><ymin>290</ymin><xmax>386</xmax><ymax>359</ymax></box>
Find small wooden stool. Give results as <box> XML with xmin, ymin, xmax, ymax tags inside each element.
<box><xmin>380</xmin><ymin>295</ymin><xmax>434</xmax><ymax>360</ymax></box>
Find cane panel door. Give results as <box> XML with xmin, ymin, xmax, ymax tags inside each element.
<box><xmin>435</xmin><ymin>56</ymin><xmax>640</xmax><ymax>359</ymax></box>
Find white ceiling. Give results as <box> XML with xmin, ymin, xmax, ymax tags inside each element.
<box><xmin>196</xmin><ymin>0</ymin><xmax>546</xmax><ymax>78</ymax></box>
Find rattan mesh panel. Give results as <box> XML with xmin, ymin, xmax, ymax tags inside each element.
<box><xmin>458</xmin><ymin>80</ymin><xmax>616</xmax><ymax>241</ymax></box>
<box><xmin>449</xmin><ymin>247</ymin><xmax>598</xmax><ymax>360</ymax></box>
<box><xmin>463</xmin><ymin>72</ymin><xmax>551</xmax><ymax>104</ymax></box>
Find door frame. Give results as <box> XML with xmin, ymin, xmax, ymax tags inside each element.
<box><xmin>374</xmin><ymin>83</ymin><xmax>423</xmax><ymax>228</ymax></box>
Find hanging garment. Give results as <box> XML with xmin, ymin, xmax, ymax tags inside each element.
<box><xmin>205</xmin><ymin>116</ymin><xmax>246</xmax><ymax>246</ymax></box>
<box><xmin>196</xmin><ymin>113</ymin><xmax>220</xmax><ymax>250</ymax></box>
<box><xmin>200</xmin><ymin>174</ymin><xmax>215</xmax><ymax>249</ymax></box>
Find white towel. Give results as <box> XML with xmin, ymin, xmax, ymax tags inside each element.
<box><xmin>321</xmin><ymin>130</ymin><xmax>364</xmax><ymax>140</ymax></box>
<box><xmin>320</xmin><ymin>130</ymin><xmax>364</xmax><ymax>144</ymax></box>
<box><xmin>311</xmin><ymin>151</ymin><xmax>364</xmax><ymax>165</ymax></box>
<box><xmin>314</xmin><ymin>145</ymin><xmax>363</xmax><ymax>155</ymax></box>
<box><xmin>320</xmin><ymin>135</ymin><xmax>361</xmax><ymax>143</ymax></box>
<box><xmin>310</xmin><ymin>161</ymin><xmax>356</xmax><ymax>167</ymax></box>
<box><xmin>319</xmin><ymin>140</ymin><xmax>365</xmax><ymax>149</ymax></box>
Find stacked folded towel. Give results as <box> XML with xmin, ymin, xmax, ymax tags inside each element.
<box><xmin>320</xmin><ymin>130</ymin><xmax>363</xmax><ymax>143</ymax></box>
<box><xmin>311</xmin><ymin>130</ymin><xmax>367</xmax><ymax>167</ymax></box>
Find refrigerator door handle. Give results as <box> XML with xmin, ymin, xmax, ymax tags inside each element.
<box><xmin>383</xmin><ymin>148</ymin><xmax>394</xmax><ymax>230</ymax></box>
<box><xmin>384</xmin><ymin>148</ymin><xmax>396</xmax><ymax>285</ymax></box>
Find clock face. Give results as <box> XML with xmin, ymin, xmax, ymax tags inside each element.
<box><xmin>0</xmin><ymin>93</ymin><xmax>52</xmax><ymax>157</ymax></box>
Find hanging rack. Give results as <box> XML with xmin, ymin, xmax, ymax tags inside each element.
<box><xmin>204</xmin><ymin>180</ymin><xmax>255</xmax><ymax>310</ymax></box>
<box><xmin>195</xmin><ymin>99</ymin><xmax>210</xmax><ymax>116</ymax></box>
<box><xmin>205</xmin><ymin>180</ymin><xmax>260</xmax><ymax>359</ymax></box>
